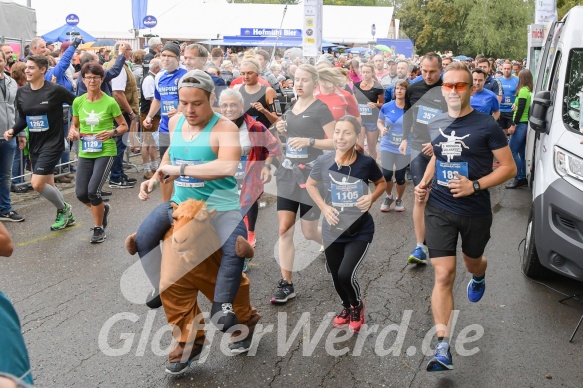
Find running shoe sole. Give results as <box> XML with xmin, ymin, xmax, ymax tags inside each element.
<box><xmin>408</xmin><ymin>256</ymin><xmax>427</xmax><ymax>264</ymax></box>
<box><xmin>0</xmin><ymin>216</ymin><xmax>25</xmax><ymax>222</ymax></box>
<box><xmin>270</xmin><ymin>292</ymin><xmax>296</xmax><ymax>304</ymax></box>
<box><xmin>90</xmin><ymin>235</ymin><xmax>106</xmax><ymax>244</ymax></box>
<box><xmin>108</xmin><ymin>183</ymin><xmax>135</xmax><ymax>189</ymax></box>
<box><xmin>426</xmin><ymin>357</ymin><xmax>453</xmax><ymax>371</ymax></box>
<box><xmin>165</xmin><ymin>353</ymin><xmax>203</xmax><ymax>375</ymax></box>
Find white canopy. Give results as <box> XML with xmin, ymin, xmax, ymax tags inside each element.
<box><xmin>27</xmin><ymin>0</ymin><xmax>393</xmax><ymax>44</ymax></box>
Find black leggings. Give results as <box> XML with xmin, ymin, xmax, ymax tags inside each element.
<box><xmin>324</xmin><ymin>240</ymin><xmax>370</xmax><ymax>307</ymax></box>
<box><xmin>75</xmin><ymin>156</ymin><xmax>114</xmax><ymax>206</ymax></box>
<box><xmin>244</xmin><ymin>201</ymin><xmax>259</xmax><ymax>232</ymax></box>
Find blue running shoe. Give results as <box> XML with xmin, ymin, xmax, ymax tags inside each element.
<box><xmin>467</xmin><ymin>277</ymin><xmax>486</xmax><ymax>303</ymax></box>
<box><xmin>408</xmin><ymin>246</ymin><xmax>427</xmax><ymax>264</ymax></box>
<box><xmin>426</xmin><ymin>342</ymin><xmax>453</xmax><ymax>371</ymax></box>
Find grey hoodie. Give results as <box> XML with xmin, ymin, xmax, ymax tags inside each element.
<box><xmin>0</xmin><ymin>75</ymin><xmax>24</xmax><ymax>137</ymax></box>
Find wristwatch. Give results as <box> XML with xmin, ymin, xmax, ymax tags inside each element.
<box><xmin>472</xmin><ymin>180</ymin><xmax>481</xmax><ymax>194</ymax></box>
<box><xmin>112</xmin><ymin>128</ymin><xmax>119</xmax><ymax>137</ymax></box>
<box><xmin>309</xmin><ymin>137</ymin><xmax>315</xmax><ymax>147</ymax></box>
<box><xmin>180</xmin><ymin>164</ymin><xmax>186</xmax><ymax>176</ymax></box>
<box><xmin>264</xmin><ymin>163</ymin><xmax>272</xmax><ymax>170</ymax></box>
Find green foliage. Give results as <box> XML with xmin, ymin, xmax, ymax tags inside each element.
<box><xmin>557</xmin><ymin>0</ymin><xmax>580</xmax><ymax>19</ymax></box>
<box><xmin>397</xmin><ymin>0</ymin><xmax>535</xmax><ymax>59</ymax></box>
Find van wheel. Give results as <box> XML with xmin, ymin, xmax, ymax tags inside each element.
<box><xmin>522</xmin><ymin>206</ymin><xmax>548</xmax><ymax>279</ymax></box>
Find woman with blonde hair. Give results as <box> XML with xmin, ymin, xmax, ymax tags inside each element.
<box><xmin>315</xmin><ymin>67</ymin><xmax>361</xmax><ymax>122</ymax></box>
<box><xmin>272</xmin><ymin>64</ymin><xmax>336</xmax><ymax>304</ymax></box>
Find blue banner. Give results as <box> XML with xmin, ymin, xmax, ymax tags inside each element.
<box><xmin>132</xmin><ymin>0</ymin><xmax>148</xmax><ymax>29</ymax></box>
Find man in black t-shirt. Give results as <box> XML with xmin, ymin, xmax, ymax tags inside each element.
<box><xmin>399</xmin><ymin>52</ymin><xmax>448</xmax><ymax>265</ymax></box>
<box><xmin>4</xmin><ymin>56</ymin><xmax>77</xmax><ymax>231</ymax></box>
<box><xmin>414</xmin><ymin>62</ymin><xmax>516</xmax><ymax>372</ymax></box>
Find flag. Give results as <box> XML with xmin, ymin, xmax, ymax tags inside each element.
<box><xmin>132</xmin><ymin>0</ymin><xmax>148</xmax><ymax>29</ymax></box>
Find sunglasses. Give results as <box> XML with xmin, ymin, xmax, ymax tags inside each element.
<box><xmin>442</xmin><ymin>82</ymin><xmax>470</xmax><ymax>92</ymax></box>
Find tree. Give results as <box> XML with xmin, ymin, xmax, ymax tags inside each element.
<box><xmin>397</xmin><ymin>0</ymin><xmax>534</xmax><ymax>58</ymax></box>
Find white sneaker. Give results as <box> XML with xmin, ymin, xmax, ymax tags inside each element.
<box><xmin>380</xmin><ymin>196</ymin><xmax>394</xmax><ymax>212</ymax></box>
<box><xmin>394</xmin><ymin>199</ymin><xmax>405</xmax><ymax>212</ymax></box>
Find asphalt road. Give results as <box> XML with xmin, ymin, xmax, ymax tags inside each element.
<box><xmin>2</xmin><ymin>175</ymin><xmax>583</xmax><ymax>388</ymax></box>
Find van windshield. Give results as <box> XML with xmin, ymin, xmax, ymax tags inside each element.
<box><xmin>563</xmin><ymin>49</ymin><xmax>583</xmax><ymax>133</ymax></box>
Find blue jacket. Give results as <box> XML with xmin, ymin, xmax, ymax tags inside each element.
<box><xmin>44</xmin><ymin>45</ymin><xmax>76</xmax><ymax>92</ymax></box>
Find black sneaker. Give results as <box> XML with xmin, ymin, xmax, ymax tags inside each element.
<box><xmin>123</xmin><ymin>174</ymin><xmax>137</xmax><ymax>183</ymax></box>
<box><xmin>101</xmin><ymin>190</ymin><xmax>112</xmax><ymax>196</ymax></box>
<box><xmin>229</xmin><ymin>333</ymin><xmax>254</xmax><ymax>355</ymax></box>
<box><xmin>0</xmin><ymin>211</ymin><xmax>25</xmax><ymax>222</ymax></box>
<box><xmin>102</xmin><ymin>204</ymin><xmax>110</xmax><ymax>229</ymax></box>
<box><xmin>108</xmin><ymin>178</ymin><xmax>135</xmax><ymax>189</ymax></box>
<box><xmin>90</xmin><ymin>227</ymin><xmax>106</xmax><ymax>243</ymax></box>
<box><xmin>10</xmin><ymin>184</ymin><xmax>29</xmax><ymax>194</ymax></box>
<box><xmin>270</xmin><ymin>279</ymin><xmax>296</xmax><ymax>304</ymax></box>
<box><xmin>165</xmin><ymin>344</ymin><xmax>204</xmax><ymax>375</ymax></box>
<box><xmin>146</xmin><ymin>290</ymin><xmax>162</xmax><ymax>309</ymax></box>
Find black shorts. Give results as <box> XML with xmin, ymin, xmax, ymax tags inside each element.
<box><xmin>425</xmin><ymin>203</ymin><xmax>492</xmax><ymax>259</ymax></box>
<box><xmin>497</xmin><ymin>112</ymin><xmax>513</xmax><ymax>130</ymax></box>
<box><xmin>277</xmin><ymin>191</ymin><xmax>321</xmax><ymax>221</ymax></box>
<box><xmin>30</xmin><ymin>150</ymin><xmax>62</xmax><ymax>175</ymax></box>
<box><xmin>158</xmin><ymin>131</ymin><xmax>170</xmax><ymax>159</ymax></box>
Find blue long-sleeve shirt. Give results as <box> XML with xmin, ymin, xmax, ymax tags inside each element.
<box><xmin>44</xmin><ymin>45</ymin><xmax>76</xmax><ymax>92</ymax></box>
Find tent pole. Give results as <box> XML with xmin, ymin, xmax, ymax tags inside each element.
<box><xmin>270</xmin><ymin>5</ymin><xmax>288</xmax><ymax>66</ymax></box>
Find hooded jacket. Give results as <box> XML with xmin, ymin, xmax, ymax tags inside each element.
<box><xmin>0</xmin><ymin>75</ymin><xmax>24</xmax><ymax>137</ymax></box>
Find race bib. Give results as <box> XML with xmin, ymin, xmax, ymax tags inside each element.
<box><xmin>235</xmin><ymin>155</ymin><xmax>248</xmax><ymax>179</ymax></box>
<box><xmin>436</xmin><ymin>160</ymin><xmax>468</xmax><ymax>186</ymax></box>
<box><xmin>26</xmin><ymin>115</ymin><xmax>49</xmax><ymax>132</ymax></box>
<box><xmin>416</xmin><ymin>106</ymin><xmax>442</xmax><ymax>125</ymax></box>
<box><xmin>162</xmin><ymin>100</ymin><xmax>178</xmax><ymax>116</ymax></box>
<box><xmin>389</xmin><ymin>131</ymin><xmax>402</xmax><ymax>146</ymax></box>
<box><xmin>358</xmin><ymin>104</ymin><xmax>372</xmax><ymax>116</ymax></box>
<box><xmin>81</xmin><ymin>135</ymin><xmax>103</xmax><ymax>153</ymax></box>
<box><xmin>285</xmin><ymin>138</ymin><xmax>308</xmax><ymax>159</ymax></box>
<box><xmin>331</xmin><ymin>180</ymin><xmax>363</xmax><ymax>208</ymax></box>
<box><xmin>175</xmin><ymin>159</ymin><xmax>205</xmax><ymax>188</ymax></box>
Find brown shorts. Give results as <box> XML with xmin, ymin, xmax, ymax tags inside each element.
<box><xmin>140</xmin><ymin>112</ymin><xmax>160</xmax><ymax>133</ymax></box>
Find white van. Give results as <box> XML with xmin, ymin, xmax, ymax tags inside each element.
<box><xmin>522</xmin><ymin>6</ymin><xmax>583</xmax><ymax>279</ymax></box>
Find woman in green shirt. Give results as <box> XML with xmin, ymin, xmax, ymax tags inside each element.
<box><xmin>68</xmin><ymin>63</ymin><xmax>128</xmax><ymax>243</ymax></box>
<box><xmin>506</xmin><ymin>69</ymin><xmax>533</xmax><ymax>189</ymax></box>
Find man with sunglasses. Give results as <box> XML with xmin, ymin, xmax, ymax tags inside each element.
<box><xmin>399</xmin><ymin>52</ymin><xmax>448</xmax><ymax>265</ymax></box>
<box><xmin>143</xmin><ymin>42</ymin><xmax>188</xmax><ymax>202</ymax></box>
<box><xmin>414</xmin><ymin>62</ymin><xmax>516</xmax><ymax>371</ymax></box>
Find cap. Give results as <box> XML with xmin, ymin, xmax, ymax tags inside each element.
<box><xmin>162</xmin><ymin>42</ymin><xmax>180</xmax><ymax>58</ymax></box>
<box><xmin>46</xmin><ymin>41</ymin><xmax>54</xmax><ymax>46</ymax></box>
<box><xmin>178</xmin><ymin>70</ymin><xmax>215</xmax><ymax>94</ymax></box>
<box><xmin>387</xmin><ymin>58</ymin><xmax>396</xmax><ymax>64</ymax></box>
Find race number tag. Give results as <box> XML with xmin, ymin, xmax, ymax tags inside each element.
<box><xmin>331</xmin><ymin>180</ymin><xmax>363</xmax><ymax>208</ymax></box>
<box><xmin>285</xmin><ymin>138</ymin><xmax>308</xmax><ymax>159</ymax></box>
<box><xmin>81</xmin><ymin>135</ymin><xmax>103</xmax><ymax>153</ymax></box>
<box><xmin>358</xmin><ymin>104</ymin><xmax>372</xmax><ymax>116</ymax></box>
<box><xmin>235</xmin><ymin>155</ymin><xmax>248</xmax><ymax>179</ymax></box>
<box><xmin>436</xmin><ymin>160</ymin><xmax>468</xmax><ymax>186</ymax></box>
<box><xmin>162</xmin><ymin>100</ymin><xmax>178</xmax><ymax>116</ymax></box>
<box><xmin>175</xmin><ymin>159</ymin><xmax>205</xmax><ymax>188</ymax></box>
<box><xmin>26</xmin><ymin>115</ymin><xmax>49</xmax><ymax>132</ymax></box>
<box><xmin>389</xmin><ymin>131</ymin><xmax>402</xmax><ymax>146</ymax></box>
<box><xmin>416</xmin><ymin>106</ymin><xmax>442</xmax><ymax>125</ymax></box>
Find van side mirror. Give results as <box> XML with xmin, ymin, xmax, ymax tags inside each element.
<box><xmin>529</xmin><ymin>91</ymin><xmax>551</xmax><ymax>133</ymax></box>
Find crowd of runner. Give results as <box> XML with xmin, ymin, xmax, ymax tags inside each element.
<box><xmin>0</xmin><ymin>35</ymin><xmax>532</xmax><ymax>381</ymax></box>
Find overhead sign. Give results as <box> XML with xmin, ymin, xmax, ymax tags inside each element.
<box><xmin>240</xmin><ymin>28</ymin><xmax>302</xmax><ymax>37</ymax></box>
<box><xmin>65</xmin><ymin>14</ymin><xmax>79</xmax><ymax>27</ymax></box>
<box><xmin>143</xmin><ymin>15</ymin><xmax>157</xmax><ymax>28</ymax></box>
<box><xmin>303</xmin><ymin>0</ymin><xmax>323</xmax><ymax>57</ymax></box>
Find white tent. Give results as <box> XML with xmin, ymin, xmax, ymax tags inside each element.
<box><xmin>27</xmin><ymin>0</ymin><xmax>393</xmax><ymax>44</ymax></box>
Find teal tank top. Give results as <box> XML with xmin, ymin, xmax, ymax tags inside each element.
<box><xmin>169</xmin><ymin>113</ymin><xmax>240</xmax><ymax>211</ymax></box>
